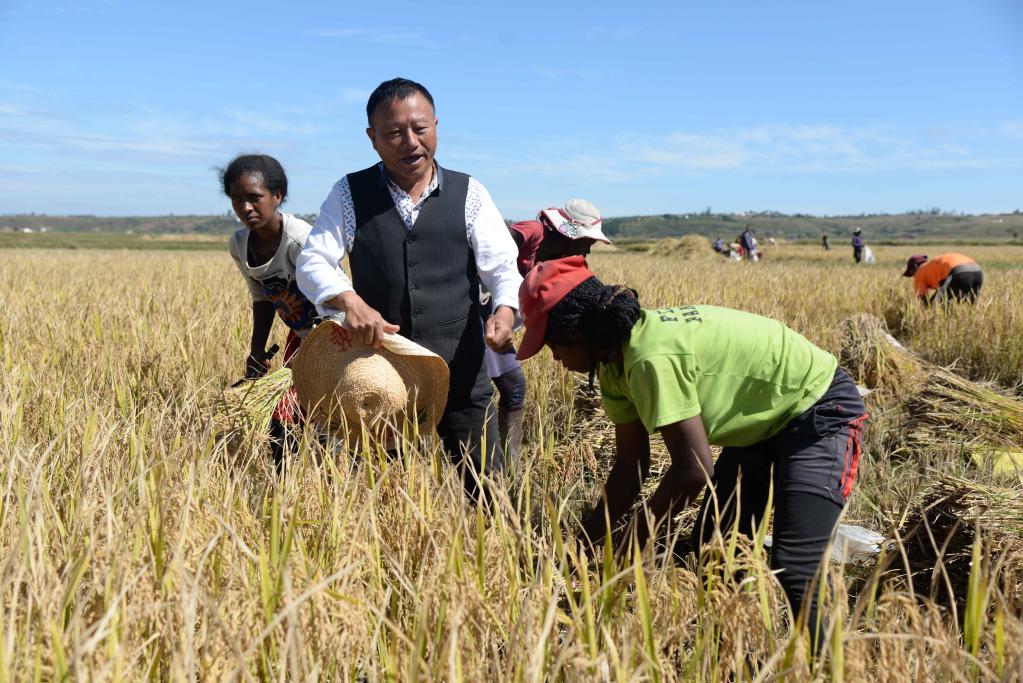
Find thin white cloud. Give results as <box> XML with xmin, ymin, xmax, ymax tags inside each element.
<box><xmin>306</xmin><ymin>27</ymin><xmax>444</xmax><ymax>49</ymax></box>
<box><xmin>619</xmin><ymin>122</ymin><xmax>1021</xmax><ymax>174</ymax></box>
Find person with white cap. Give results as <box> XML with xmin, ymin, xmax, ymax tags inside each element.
<box><xmin>481</xmin><ymin>199</ymin><xmax>613</xmax><ymax>473</ymax></box>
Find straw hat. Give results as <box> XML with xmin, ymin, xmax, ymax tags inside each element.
<box><xmin>291</xmin><ymin>319</ymin><xmax>449</xmax><ymax>440</ymax></box>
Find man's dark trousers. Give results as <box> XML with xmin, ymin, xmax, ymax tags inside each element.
<box><xmin>347</xmin><ymin>163</ymin><xmax>502</xmax><ymax>497</ymax></box>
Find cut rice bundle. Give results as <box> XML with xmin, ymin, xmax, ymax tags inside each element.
<box><xmin>841</xmin><ymin>314</ymin><xmax>1023</xmax><ymax>467</ymax></box>
<box><xmin>215</xmin><ymin>368</ymin><xmax>294</xmax><ymax>439</ymax></box>
<box><xmin>839</xmin><ymin>313</ymin><xmax>927</xmax><ymax>402</ymax></box>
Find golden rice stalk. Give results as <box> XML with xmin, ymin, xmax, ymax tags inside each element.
<box><xmin>215</xmin><ymin>368</ymin><xmax>293</xmax><ymax>438</ymax></box>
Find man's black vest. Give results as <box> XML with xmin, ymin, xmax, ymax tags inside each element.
<box><xmin>347</xmin><ymin>163</ymin><xmax>483</xmax><ymax>372</ymax></box>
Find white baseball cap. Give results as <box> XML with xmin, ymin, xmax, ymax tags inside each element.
<box><xmin>538</xmin><ymin>199</ymin><xmax>612</xmax><ymax>244</ymax></box>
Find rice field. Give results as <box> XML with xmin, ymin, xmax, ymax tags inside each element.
<box><xmin>1</xmin><ymin>242</ymin><xmax>1022</xmax><ymax>680</ymax></box>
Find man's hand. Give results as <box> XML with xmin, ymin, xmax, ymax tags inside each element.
<box><xmin>485</xmin><ymin>305</ymin><xmax>515</xmax><ymax>352</ymax></box>
<box><xmin>329</xmin><ymin>292</ymin><xmax>400</xmax><ymax>348</ymax></box>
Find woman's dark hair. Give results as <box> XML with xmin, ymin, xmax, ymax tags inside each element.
<box><xmin>546</xmin><ymin>276</ymin><xmax>641</xmax><ymax>386</ymax></box>
<box><xmin>366</xmin><ymin>78</ymin><xmax>435</xmax><ymax>125</ymax></box>
<box><xmin>546</xmin><ymin>276</ymin><xmax>641</xmax><ymax>346</ymax></box>
<box><xmin>220</xmin><ymin>154</ymin><xmax>288</xmax><ymax>201</ymax></box>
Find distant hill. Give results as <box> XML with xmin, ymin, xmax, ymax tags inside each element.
<box><xmin>0</xmin><ymin>213</ymin><xmax>316</xmax><ymax>235</ymax></box>
<box><xmin>2</xmin><ymin>210</ymin><xmax>1022</xmax><ymax>242</ymax></box>
<box><xmin>602</xmin><ymin>210</ymin><xmax>1023</xmax><ymax>242</ymax></box>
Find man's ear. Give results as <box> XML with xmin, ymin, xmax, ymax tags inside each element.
<box><xmin>366</xmin><ymin>127</ymin><xmax>376</xmax><ymax>144</ymax></box>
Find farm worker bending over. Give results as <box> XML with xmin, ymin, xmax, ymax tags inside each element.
<box><xmin>222</xmin><ymin>154</ymin><xmax>318</xmax><ymax>468</ymax></box>
<box><xmin>902</xmin><ymin>253</ymin><xmax>983</xmax><ymax>306</ymax></box>
<box><xmin>296</xmin><ymin>78</ymin><xmax>521</xmax><ymax>499</ymax></box>
<box><xmin>482</xmin><ymin>198</ymin><xmax>613</xmax><ymax>470</ymax></box>
<box><xmin>516</xmin><ymin>257</ymin><xmax>869</xmax><ymax>645</ymax></box>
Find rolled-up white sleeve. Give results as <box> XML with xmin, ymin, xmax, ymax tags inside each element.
<box><xmin>296</xmin><ymin>178</ymin><xmax>355</xmax><ymax>316</ymax></box>
<box><xmin>467</xmin><ymin>178</ymin><xmax>522</xmax><ymax>311</ymax></box>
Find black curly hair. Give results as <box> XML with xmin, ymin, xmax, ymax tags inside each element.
<box><xmin>220</xmin><ymin>154</ymin><xmax>288</xmax><ymax>201</ymax></box>
<box><xmin>546</xmin><ymin>275</ymin><xmax>641</xmax><ymax>388</ymax></box>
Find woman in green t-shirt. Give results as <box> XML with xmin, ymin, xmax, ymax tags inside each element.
<box><xmin>516</xmin><ymin>256</ymin><xmax>868</xmax><ymax>644</ymax></box>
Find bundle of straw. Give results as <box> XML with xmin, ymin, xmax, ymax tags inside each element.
<box><xmin>215</xmin><ymin>368</ymin><xmax>294</xmax><ymax>438</ymax></box>
<box><xmin>840</xmin><ymin>315</ymin><xmax>1023</xmax><ymax>473</ymax></box>
<box><xmin>906</xmin><ymin>368</ymin><xmax>1023</xmax><ymax>453</ymax></box>
<box><xmin>839</xmin><ymin>313</ymin><xmax>927</xmax><ymax>402</ymax></box>
<box><xmin>646</xmin><ymin>234</ymin><xmax>715</xmax><ymax>260</ymax></box>
<box><xmin>895</xmin><ymin>473</ymin><xmax>1023</xmax><ymax>611</ymax></box>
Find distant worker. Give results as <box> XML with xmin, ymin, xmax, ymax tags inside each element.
<box><xmin>821</xmin><ymin>234</ymin><xmax>830</xmax><ymax>251</ymax></box>
<box><xmin>713</xmin><ymin>237</ymin><xmax>726</xmax><ymax>254</ymax></box>
<box><xmin>740</xmin><ymin>225</ymin><xmax>757</xmax><ymax>261</ymax></box>
<box><xmin>851</xmin><ymin>228</ymin><xmax>864</xmax><ymax>263</ymax></box>
<box><xmin>903</xmin><ymin>253</ymin><xmax>983</xmax><ymax>306</ymax></box>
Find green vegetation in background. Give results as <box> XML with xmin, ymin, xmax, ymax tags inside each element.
<box><xmin>4</xmin><ymin>209</ymin><xmax>1023</xmax><ymax>242</ymax></box>
<box><xmin>602</xmin><ymin>209</ymin><xmax>1023</xmax><ymax>241</ymax></box>
<box><xmin>0</xmin><ymin>232</ymin><xmax>225</xmax><ymax>251</ymax></box>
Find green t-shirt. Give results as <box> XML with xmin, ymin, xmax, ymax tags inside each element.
<box><xmin>598</xmin><ymin>306</ymin><xmax>838</xmax><ymax>447</ymax></box>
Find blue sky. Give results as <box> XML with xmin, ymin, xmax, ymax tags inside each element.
<box><xmin>1</xmin><ymin>0</ymin><xmax>1021</xmax><ymax>218</ymax></box>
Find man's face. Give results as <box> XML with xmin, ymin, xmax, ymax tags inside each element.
<box><xmin>366</xmin><ymin>94</ymin><xmax>438</xmax><ymax>189</ymax></box>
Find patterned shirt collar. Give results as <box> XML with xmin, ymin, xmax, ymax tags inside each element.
<box><xmin>377</xmin><ymin>161</ymin><xmax>443</xmax><ymax>199</ymax></box>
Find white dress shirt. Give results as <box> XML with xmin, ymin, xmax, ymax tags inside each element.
<box><xmin>297</xmin><ymin>163</ymin><xmax>522</xmax><ymax>318</ymax></box>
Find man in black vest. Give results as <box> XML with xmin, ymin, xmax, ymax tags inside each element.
<box><xmin>297</xmin><ymin>78</ymin><xmax>522</xmax><ymax>498</ymax></box>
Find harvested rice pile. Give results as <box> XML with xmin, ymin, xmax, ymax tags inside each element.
<box><xmin>841</xmin><ymin>314</ymin><xmax>1023</xmax><ymax>474</ymax></box>
<box><xmin>894</xmin><ymin>473</ymin><xmax>1023</xmax><ymax>612</ymax></box>
<box><xmin>647</xmin><ymin>234</ymin><xmax>715</xmax><ymax>259</ymax></box>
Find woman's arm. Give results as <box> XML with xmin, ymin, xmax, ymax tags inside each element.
<box><xmin>578</xmin><ymin>420</ymin><xmax>651</xmax><ymax>545</ymax></box>
<box><xmin>630</xmin><ymin>415</ymin><xmax>714</xmax><ymax>547</ymax></box>
<box><xmin>246</xmin><ymin>301</ymin><xmax>276</xmax><ymax>378</ymax></box>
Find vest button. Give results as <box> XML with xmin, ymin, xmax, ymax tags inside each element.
<box><xmin>409</xmin><ymin>284</ymin><xmax>418</xmax><ymax>292</ymax></box>
<box><xmin>413</xmin><ymin>333</ymin><xmax>422</xmax><ymax>341</ymax></box>
<box><xmin>406</xmin><ymin>234</ymin><xmax>416</xmax><ymax>243</ymax></box>
<box><xmin>413</xmin><ymin>308</ymin><xmax>422</xmax><ymax>317</ymax></box>
<box><xmin>408</xmin><ymin>259</ymin><xmax>418</xmax><ymax>268</ymax></box>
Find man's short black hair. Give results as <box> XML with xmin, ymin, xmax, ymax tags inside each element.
<box><xmin>366</xmin><ymin>78</ymin><xmax>435</xmax><ymax>125</ymax></box>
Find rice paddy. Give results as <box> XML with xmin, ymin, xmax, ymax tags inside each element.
<box><xmin>1</xmin><ymin>242</ymin><xmax>1022</xmax><ymax>680</ymax></box>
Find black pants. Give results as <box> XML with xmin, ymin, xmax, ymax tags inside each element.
<box><xmin>936</xmin><ymin>267</ymin><xmax>983</xmax><ymax>304</ymax></box>
<box><xmin>437</xmin><ymin>361</ymin><xmax>503</xmax><ymax>500</ymax></box>
<box><xmin>690</xmin><ymin>368</ymin><xmax>868</xmax><ymax>646</ymax></box>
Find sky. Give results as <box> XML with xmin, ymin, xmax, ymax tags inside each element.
<box><xmin>1</xmin><ymin>0</ymin><xmax>1022</xmax><ymax>218</ymax></box>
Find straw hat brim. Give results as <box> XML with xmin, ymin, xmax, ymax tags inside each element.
<box><xmin>291</xmin><ymin>320</ymin><xmax>449</xmax><ymax>438</ymax></box>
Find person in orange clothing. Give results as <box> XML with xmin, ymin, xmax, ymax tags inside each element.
<box><xmin>902</xmin><ymin>253</ymin><xmax>983</xmax><ymax>306</ymax></box>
